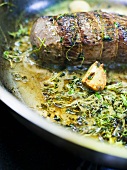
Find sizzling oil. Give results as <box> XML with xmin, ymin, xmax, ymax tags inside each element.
<box><xmin>2</xmin><ymin>0</ymin><xmax>127</xmax><ymax>146</ymax></box>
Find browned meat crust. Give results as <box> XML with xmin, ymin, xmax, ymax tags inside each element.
<box><xmin>30</xmin><ymin>11</ymin><xmax>127</xmax><ymax>66</ymax></box>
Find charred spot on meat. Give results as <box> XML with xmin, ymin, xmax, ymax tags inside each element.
<box><xmin>30</xmin><ymin>11</ymin><xmax>127</xmax><ymax>67</ymax></box>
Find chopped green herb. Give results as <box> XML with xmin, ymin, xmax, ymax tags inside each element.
<box><xmin>3</xmin><ymin>50</ymin><xmax>22</xmax><ymax>67</ymax></box>
<box><xmin>42</xmin><ymin>70</ymin><xmax>127</xmax><ymax>146</ymax></box>
<box><xmin>78</xmin><ymin>53</ymin><xmax>85</xmax><ymax>65</ymax></box>
<box><xmin>60</xmin><ymin>37</ymin><xmax>64</xmax><ymax>43</ymax></box>
<box><xmin>68</xmin><ymin>89</ymin><xmax>74</xmax><ymax>95</ymax></box>
<box><xmin>8</xmin><ymin>24</ymin><xmax>28</xmax><ymax>38</ymax></box>
<box><xmin>114</xmin><ymin>22</ymin><xmax>119</xmax><ymax>28</ymax></box>
<box><xmin>103</xmin><ymin>35</ymin><xmax>112</xmax><ymax>41</ymax></box>
<box><xmin>95</xmin><ymin>92</ymin><xmax>102</xmax><ymax>99</ymax></box>
<box><xmin>32</xmin><ymin>37</ymin><xmax>46</xmax><ymax>54</ymax></box>
<box><xmin>121</xmin><ymin>94</ymin><xmax>127</xmax><ymax>107</ymax></box>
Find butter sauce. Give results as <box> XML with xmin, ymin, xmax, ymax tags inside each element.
<box><xmin>2</xmin><ymin>0</ymin><xmax>127</xmax><ymax>147</ymax></box>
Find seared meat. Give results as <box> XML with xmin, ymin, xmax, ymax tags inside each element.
<box><xmin>30</xmin><ymin>11</ymin><xmax>127</xmax><ymax>66</ymax></box>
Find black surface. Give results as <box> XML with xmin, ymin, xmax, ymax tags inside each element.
<box><xmin>0</xmin><ymin>100</ymin><xmax>125</xmax><ymax>170</ymax></box>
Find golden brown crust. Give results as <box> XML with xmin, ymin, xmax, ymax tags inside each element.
<box><xmin>112</xmin><ymin>14</ymin><xmax>127</xmax><ymax>62</ymax></box>
<box><xmin>77</xmin><ymin>12</ymin><xmax>103</xmax><ymax>64</ymax></box>
<box><xmin>30</xmin><ymin>12</ymin><xmax>127</xmax><ymax>66</ymax></box>
<box><xmin>92</xmin><ymin>11</ymin><xmax>119</xmax><ymax>62</ymax></box>
<box><xmin>56</xmin><ymin>14</ymin><xmax>82</xmax><ymax>65</ymax></box>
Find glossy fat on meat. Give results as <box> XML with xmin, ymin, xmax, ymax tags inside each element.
<box><xmin>30</xmin><ymin>12</ymin><xmax>127</xmax><ymax>66</ymax></box>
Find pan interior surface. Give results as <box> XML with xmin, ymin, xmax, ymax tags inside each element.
<box><xmin>0</xmin><ymin>0</ymin><xmax>127</xmax><ymax>168</ymax></box>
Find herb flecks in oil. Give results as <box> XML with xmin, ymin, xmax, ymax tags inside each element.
<box><xmin>41</xmin><ymin>70</ymin><xmax>127</xmax><ymax>146</ymax></box>
<box><xmin>8</xmin><ymin>24</ymin><xmax>28</xmax><ymax>38</ymax></box>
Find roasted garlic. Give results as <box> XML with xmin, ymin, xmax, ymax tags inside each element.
<box><xmin>82</xmin><ymin>61</ymin><xmax>106</xmax><ymax>91</ymax></box>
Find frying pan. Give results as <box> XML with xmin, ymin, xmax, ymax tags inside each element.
<box><xmin>0</xmin><ymin>0</ymin><xmax>127</xmax><ymax>169</ymax></box>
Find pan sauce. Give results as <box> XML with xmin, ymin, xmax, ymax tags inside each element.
<box><xmin>2</xmin><ymin>0</ymin><xmax>127</xmax><ymax>147</ymax></box>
